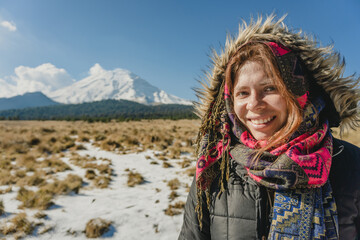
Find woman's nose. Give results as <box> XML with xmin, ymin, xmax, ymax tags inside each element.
<box><xmin>246</xmin><ymin>93</ymin><xmax>265</xmax><ymax>111</ymax></box>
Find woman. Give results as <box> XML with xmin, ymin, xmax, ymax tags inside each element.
<box><xmin>179</xmin><ymin>16</ymin><xmax>360</xmax><ymax>239</ymax></box>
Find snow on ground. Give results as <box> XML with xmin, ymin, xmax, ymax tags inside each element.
<box><xmin>1</xmin><ymin>141</ymin><xmax>195</xmax><ymax>239</ymax></box>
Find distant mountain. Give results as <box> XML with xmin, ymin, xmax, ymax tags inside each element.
<box><xmin>0</xmin><ymin>92</ymin><xmax>59</xmax><ymax>111</ymax></box>
<box><xmin>0</xmin><ymin>99</ymin><xmax>197</xmax><ymax>121</ymax></box>
<box><xmin>48</xmin><ymin>64</ymin><xmax>192</xmax><ymax>105</ymax></box>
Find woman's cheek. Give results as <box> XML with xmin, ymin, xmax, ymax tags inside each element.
<box><xmin>233</xmin><ymin>101</ymin><xmax>246</xmax><ymax>121</ymax></box>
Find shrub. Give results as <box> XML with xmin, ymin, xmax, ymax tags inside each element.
<box><xmin>167</xmin><ymin>178</ymin><xmax>180</xmax><ymax>190</ymax></box>
<box><xmin>34</xmin><ymin>212</ymin><xmax>47</xmax><ymax>219</ymax></box>
<box><xmin>16</xmin><ymin>174</ymin><xmax>45</xmax><ymax>187</ymax></box>
<box><xmin>41</xmin><ymin>128</ymin><xmax>55</xmax><ymax>133</ymax></box>
<box><xmin>0</xmin><ymin>200</ymin><xmax>4</xmax><ymax>216</ymax></box>
<box><xmin>16</xmin><ymin>155</ymin><xmax>36</xmax><ymax>169</ymax></box>
<box><xmin>162</xmin><ymin>162</ymin><xmax>172</xmax><ymax>168</ymax></box>
<box><xmin>2</xmin><ymin>212</ymin><xmax>35</xmax><ymax>236</ymax></box>
<box><xmin>127</xmin><ymin>171</ymin><xmax>144</xmax><ymax>187</ymax></box>
<box><xmin>168</xmin><ymin>191</ymin><xmax>178</xmax><ymax>201</ymax></box>
<box><xmin>158</xmin><ymin>155</ymin><xmax>168</xmax><ymax>161</ymax></box>
<box><xmin>12</xmin><ymin>143</ymin><xmax>29</xmax><ymax>154</ymax></box>
<box><xmin>97</xmin><ymin>164</ymin><xmax>112</xmax><ymax>175</ymax></box>
<box><xmin>38</xmin><ymin>225</ymin><xmax>53</xmax><ymax>235</ymax></box>
<box><xmin>172</xmin><ymin>201</ymin><xmax>185</xmax><ymax>209</ymax></box>
<box><xmin>37</xmin><ymin>143</ymin><xmax>52</xmax><ymax>154</ymax></box>
<box><xmin>164</xmin><ymin>201</ymin><xmax>185</xmax><ymax>216</ymax></box>
<box><xmin>70</xmin><ymin>129</ymin><xmax>78</xmax><ymax>135</ymax></box>
<box><xmin>94</xmin><ymin>176</ymin><xmax>111</xmax><ymax>188</ymax></box>
<box><xmin>85</xmin><ymin>169</ymin><xmax>96</xmax><ymax>180</ymax></box>
<box><xmin>40</xmin><ymin>157</ymin><xmax>71</xmax><ymax>172</ymax></box>
<box><xmin>16</xmin><ymin>187</ymin><xmax>54</xmax><ymax>210</ymax></box>
<box><xmin>85</xmin><ymin>218</ymin><xmax>111</xmax><ymax>238</ymax></box>
<box><xmin>0</xmin><ymin>170</ymin><xmax>16</xmax><ymax>185</ymax></box>
<box><xmin>59</xmin><ymin>174</ymin><xmax>83</xmax><ymax>194</ymax></box>
<box><xmin>0</xmin><ymin>159</ymin><xmax>12</xmax><ymax>170</ymax></box>
<box><xmin>179</xmin><ymin>159</ymin><xmax>192</xmax><ymax>168</ymax></box>
<box><xmin>15</xmin><ymin>169</ymin><xmax>27</xmax><ymax>178</ymax></box>
<box><xmin>164</xmin><ymin>204</ymin><xmax>182</xmax><ymax>216</ymax></box>
<box><xmin>184</xmin><ymin>166</ymin><xmax>196</xmax><ymax>177</ymax></box>
<box><xmin>95</xmin><ymin>134</ymin><xmax>106</xmax><ymax>141</ymax></box>
<box><xmin>75</xmin><ymin>144</ymin><xmax>87</xmax><ymax>150</ymax></box>
<box><xmin>13</xmin><ymin>213</ymin><xmax>35</xmax><ymax>234</ymax></box>
<box><xmin>29</xmin><ymin>137</ymin><xmax>41</xmax><ymax>146</ymax></box>
<box><xmin>103</xmin><ymin>140</ymin><xmax>121</xmax><ymax>151</ymax></box>
<box><xmin>0</xmin><ymin>186</ymin><xmax>12</xmax><ymax>194</ymax></box>
<box><xmin>79</xmin><ymin>136</ymin><xmax>90</xmax><ymax>142</ymax></box>
<box><xmin>36</xmin><ymin>175</ymin><xmax>82</xmax><ymax>196</ymax></box>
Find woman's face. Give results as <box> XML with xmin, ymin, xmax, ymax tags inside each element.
<box><xmin>233</xmin><ymin>61</ymin><xmax>288</xmax><ymax>140</ymax></box>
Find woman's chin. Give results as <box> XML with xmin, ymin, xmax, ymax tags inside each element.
<box><xmin>250</xmin><ymin>132</ymin><xmax>273</xmax><ymax>141</ymax></box>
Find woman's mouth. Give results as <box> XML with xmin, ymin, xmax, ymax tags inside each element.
<box><xmin>249</xmin><ymin>116</ymin><xmax>276</xmax><ymax>125</ymax></box>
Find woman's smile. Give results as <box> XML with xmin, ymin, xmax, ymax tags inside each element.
<box><xmin>248</xmin><ymin>116</ymin><xmax>275</xmax><ymax>125</ymax></box>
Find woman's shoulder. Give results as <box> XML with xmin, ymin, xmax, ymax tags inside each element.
<box><xmin>333</xmin><ymin>138</ymin><xmax>360</xmax><ymax>168</ymax></box>
<box><xmin>330</xmin><ymin>137</ymin><xmax>360</xmax><ymax>194</ymax></box>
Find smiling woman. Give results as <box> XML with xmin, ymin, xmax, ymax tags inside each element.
<box><xmin>179</xmin><ymin>15</ymin><xmax>360</xmax><ymax>240</ymax></box>
<box><xmin>226</xmin><ymin>42</ymin><xmax>299</xmax><ymax>145</ymax></box>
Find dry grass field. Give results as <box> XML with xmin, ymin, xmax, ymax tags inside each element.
<box><xmin>0</xmin><ymin>119</ymin><xmax>358</xmax><ymax>238</ymax></box>
<box><xmin>0</xmin><ymin>119</ymin><xmax>199</xmax><ymax>238</ymax></box>
<box><xmin>332</xmin><ymin>128</ymin><xmax>360</xmax><ymax>147</ymax></box>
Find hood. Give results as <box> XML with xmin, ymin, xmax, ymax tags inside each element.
<box><xmin>195</xmin><ymin>15</ymin><xmax>359</xmax><ymax>134</ymax></box>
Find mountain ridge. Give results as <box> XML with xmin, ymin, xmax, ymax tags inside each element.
<box><xmin>0</xmin><ymin>92</ymin><xmax>59</xmax><ymax>111</ymax></box>
<box><xmin>48</xmin><ymin>64</ymin><xmax>192</xmax><ymax>105</ymax></box>
<box><xmin>0</xmin><ymin>99</ymin><xmax>196</xmax><ymax>121</ymax></box>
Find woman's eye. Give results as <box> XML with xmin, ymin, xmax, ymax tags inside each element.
<box><xmin>237</xmin><ymin>91</ymin><xmax>249</xmax><ymax>97</ymax></box>
<box><xmin>264</xmin><ymin>86</ymin><xmax>277</xmax><ymax>92</ymax></box>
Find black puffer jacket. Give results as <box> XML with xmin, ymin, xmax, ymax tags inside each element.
<box><xmin>178</xmin><ymin>139</ymin><xmax>360</xmax><ymax>240</ymax></box>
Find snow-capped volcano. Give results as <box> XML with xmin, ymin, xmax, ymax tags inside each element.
<box><xmin>48</xmin><ymin>64</ymin><xmax>192</xmax><ymax>105</ymax></box>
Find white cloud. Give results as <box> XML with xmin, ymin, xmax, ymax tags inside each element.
<box><xmin>0</xmin><ymin>78</ymin><xmax>17</xmax><ymax>98</ymax></box>
<box><xmin>13</xmin><ymin>63</ymin><xmax>74</xmax><ymax>94</ymax></box>
<box><xmin>1</xmin><ymin>20</ymin><xmax>16</xmax><ymax>32</ymax></box>
<box><xmin>0</xmin><ymin>63</ymin><xmax>74</xmax><ymax>98</ymax></box>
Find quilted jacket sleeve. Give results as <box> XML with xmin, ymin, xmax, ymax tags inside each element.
<box><xmin>178</xmin><ymin>176</ymin><xmax>211</xmax><ymax>240</ymax></box>
<box><xmin>330</xmin><ymin>139</ymin><xmax>360</xmax><ymax>239</ymax></box>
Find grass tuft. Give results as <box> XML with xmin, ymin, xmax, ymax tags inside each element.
<box><xmin>34</xmin><ymin>212</ymin><xmax>47</xmax><ymax>219</ymax></box>
<box><xmin>0</xmin><ymin>200</ymin><xmax>4</xmax><ymax>216</ymax></box>
<box><xmin>85</xmin><ymin>169</ymin><xmax>97</xmax><ymax>180</ymax></box>
<box><xmin>127</xmin><ymin>171</ymin><xmax>144</xmax><ymax>187</ymax></box>
<box><xmin>2</xmin><ymin>212</ymin><xmax>35</xmax><ymax>236</ymax></box>
<box><xmin>184</xmin><ymin>166</ymin><xmax>196</xmax><ymax>177</ymax></box>
<box><xmin>85</xmin><ymin>218</ymin><xmax>111</xmax><ymax>238</ymax></box>
<box><xmin>162</xmin><ymin>162</ymin><xmax>172</xmax><ymax>168</ymax></box>
<box><xmin>168</xmin><ymin>191</ymin><xmax>179</xmax><ymax>201</ymax></box>
<box><xmin>167</xmin><ymin>178</ymin><xmax>180</xmax><ymax>190</ymax></box>
<box><xmin>0</xmin><ymin>186</ymin><xmax>12</xmax><ymax>194</ymax></box>
<box><xmin>16</xmin><ymin>187</ymin><xmax>54</xmax><ymax>210</ymax></box>
<box><xmin>164</xmin><ymin>204</ymin><xmax>182</xmax><ymax>216</ymax></box>
<box><xmin>94</xmin><ymin>176</ymin><xmax>111</xmax><ymax>188</ymax></box>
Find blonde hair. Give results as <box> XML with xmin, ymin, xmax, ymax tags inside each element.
<box><xmin>225</xmin><ymin>42</ymin><xmax>303</xmax><ymax>158</ymax></box>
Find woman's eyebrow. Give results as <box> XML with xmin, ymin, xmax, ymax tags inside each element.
<box><xmin>259</xmin><ymin>80</ymin><xmax>273</xmax><ymax>86</ymax></box>
<box><xmin>233</xmin><ymin>85</ymin><xmax>247</xmax><ymax>91</ymax></box>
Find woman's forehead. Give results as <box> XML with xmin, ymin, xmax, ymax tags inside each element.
<box><xmin>235</xmin><ymin>62</ymin><xmax>273</xmax><ymax>84</ymax></box>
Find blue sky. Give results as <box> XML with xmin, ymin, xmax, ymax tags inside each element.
<box><xmin>0</xmin><ymin>0</ymin><xmax>359</xmax><ymax>100</ymax></box>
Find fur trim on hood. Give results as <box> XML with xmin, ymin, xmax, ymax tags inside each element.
<box><xmin>195</xmin><ymin>15</ymin><xmax>360</xmax><ymax>134</ymax></box>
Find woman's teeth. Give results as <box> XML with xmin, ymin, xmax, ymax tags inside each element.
<box><xmin>250</xmin><ymin>116</ymin><xmax>274</xmax><ymax>125</ymax></box>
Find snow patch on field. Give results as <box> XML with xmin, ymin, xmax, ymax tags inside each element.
<box><xmin>1</xmin><ymin>142</ymin><xmax>194</xmax><ymax>239</ymax></box>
